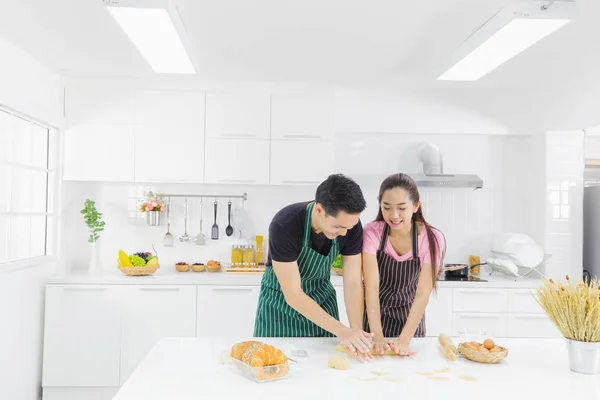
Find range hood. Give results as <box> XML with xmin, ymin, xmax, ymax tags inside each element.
<box><xmin>408</xmin><ymin>143</ymin><xmax>483</xmax><ymax>190</ymax></box>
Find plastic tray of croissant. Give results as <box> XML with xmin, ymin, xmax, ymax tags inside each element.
<box><xmin>226</xmin><ymin>341</ymin><xmax>293</xmax><ymax>383</ymax></box>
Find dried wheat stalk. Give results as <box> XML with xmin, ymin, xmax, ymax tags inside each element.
<box><xmin>534</xmin><ymin>276</ymin><xmax>600</xmax><ymax>342</ymax></box>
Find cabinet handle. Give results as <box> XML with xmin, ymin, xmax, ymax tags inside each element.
<box><xmin>220</xmin><ymin>133</ymin><xmax>258</xmax><ymax>138</ymax></box>
<box><xmin>212</xmin><ymin>287</ymin><xmax>253</xmax><ymax>292</ymax></box>
<box><xmin>458</xmin><ymin>315</ymin><xmax>502</xmax><ymax>320</ymax></box>
<box><xmin>458</xmin><ymin>290</ymin><xmax>502</xmax><ymax>295</ymax></box>
<box><xmin>218</xmin><ymin>179</ymin><xmax>256</xmax><ymax>184</ymax></box>
<box><xmin>63</xmin><ymin>287</ymin><xmax>107</xmax><ymax>292</ymax></box>
<box><xmin>514</xmin><ymin>315</ymin><xmax>548</xmax><ymax>320</ymax></box>
<box><xmin>139</xmin><ymin>287</ymin><xmax>181</xmax><ymax>292</ymax></box>
<box><xmin>281</xmin><ymin>180</ymin><xmax>321</xmax><ymax>184</ymax></box>
<box><xmin>282</xmin><ymin>134</ymin><xmax>321</xmax><ymax>139</ymax></box>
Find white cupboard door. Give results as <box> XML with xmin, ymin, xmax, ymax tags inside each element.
<box><xmin>120</xmin><ymin>286</ymin><xmax>197</xmax><ymax>384</ymax></box>
<box><xmin>452</xmin><ymin>313</ymin><xmax>508</xmax><ymax>337</ymax></box>
<box><xmin>204</xmin><ymin>138</ymin><xmax>270</xmax><ymax>184</ymax></box>
<box><xmin>424</xmin><ymin>288</ymin><xmax>453</xmax><ymax>337</ymax></box>
<box><xmin>453</xmin><ymin>289</ymin><xmax>507</xmax><ymax>313</ymax></box>
<box><xmin>196</xmin><ymin>286</ymin><xmax>259</xmax><ymax>337</ymax></box>
<box><xmin>63</xmin><ymin>124</ymin><xmax>135</xmax><ymax>181</ymax></box>
<box><xmin>134</xmin><ymin>90</ymin><xmax>205</xmax><ymax>183</ymax></box>
<box><xmin>508</xmin><ymin>314</ymin><xmax>562</xmax><ymax>338</ymax></box>
<box><xmin>270</xmin><ymin>140</ymin><xmax>334</xmax><ymax>185</ymax></box>
<box><xmin>334</xmin><ymin>287</ymin><xmax>349</xmax><ymax>327</ymax></box>
<box><xmin>270</xmin><ymin>92</ymin><xmax>334</xmax><ymax>140</ymax></box>
<box><xmin>42</xmin><ymin>285</ymin><xmax>121</xmax><ymax>387</ymax></box>
<box><xmin>205</xmin><ymin>92</ymin><xmax>271</xmax><ymax>139</ymax></box>
<box><xmin>65</xmin><ymin>84</ymin><xmax>135</xmax><ymax>127</ymax></box>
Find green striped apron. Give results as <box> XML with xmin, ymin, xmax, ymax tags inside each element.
<box><xmin>254</xmin><ymin>202</ymin><xmax>340</xmax><ymax>337</ymax></box>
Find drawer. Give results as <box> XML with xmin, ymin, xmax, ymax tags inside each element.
<box><xmin>508</xmin><ymin>289</ymin><xmax>544</xmax><ymax>313</ymax></box>
<box><xmin>453</xmin><ymin>288</ymin><xmax>508</xmax><ymax>313</ymax></box>
<box><xmin>508</xmin><ymin>314</ymin><xmax>562</xmax><ymax>338</ymax></box>
<box><xmin>453</xmin><ymin>313</ymin><xmax>507</xmax><ymax>337</ymax></box>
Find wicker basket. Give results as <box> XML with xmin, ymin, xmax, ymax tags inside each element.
<box><xmin>332</xmin><ymin>267</ymin><xmax>343</xmax><ymax>276</ymax></box>
<box><xmin>458</xmin><ymin>343</ymin><xmax>508</xmax><ymax>364</ymax></box>
<box><xmin>175</xmin><ymin>264</ymin><xmax>190</xmax><ymax>272</ymax></box>
<box><xmin>207</xmin><ymin>264</ymin><xmax>221</xmax><ymax>272</ymax></box>
<box><xmin>191</xmin><ymin>264</ymin><xmax>205</xmax><ymax>272</ymax></box>
<box><xmin>118</xmin><ymin>265</ymin><xmax>159</xmax><ymax>276</ymax></box>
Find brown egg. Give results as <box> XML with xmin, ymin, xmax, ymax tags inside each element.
<box><xmin>463</xmin><ymin>343</ymin><xmax>476</xmax><ymax>350</ymax></box>
<box><xmin>483</xmin><ymin>339</ymin><xmax>495</xmax><ymax>350</ymax></box>
<box><xmin>479</xmin><ymin>347</ymin><xmax>490</xmax><ymax>353</ymax></box>
<box><xmin>470</xmin><ymin>341</ymin><xmax>481</xmax><ymax>347</ymax></box>
<box><xmin>490</xmin><ymin>346</ymin><xmax>502</xmax><ymax>353</ymax></box>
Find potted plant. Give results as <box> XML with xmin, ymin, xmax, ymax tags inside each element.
<box><xmin>81</xmin><ymin>199</ymin><xmax>105</xmax><ymax>274</ymax></box>
<box><xmin>331</xmin><ymin>254</ymin><xmax>343</xmax><ymax>276</ymax></box>
<box><xmin>140</xmin><ymin>191</ymin><xmax>166</xmax><ymax>226</ymax></box>
<box><xmin>534</xmin><ymin>275</ymin><xmax>600</xmax><ymax>374</ymax></box>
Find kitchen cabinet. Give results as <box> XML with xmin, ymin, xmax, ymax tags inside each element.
<box><xmin>205</xmin><ymin>92</ymin><xmax>271</xmax><ymax>139</ymax></box>
<box><xmin>119</xmin><ymin>286</ymin><xmax>197</xmax><ymax>384</ymax></box>
<box><xmin>269</xmin><ymin>140</ymin><xmax>334</xmax><ymax>185</ymax></box>
<box><xmin>42</xmin><ymin>285</ymin><xmax>122</xmax><ymax>387</ymax></box>
<box><xmin>453</xmin><ymin>288</ymin><xmax>507</xmax><ymax>313</ymax></box>
<box><xmin>196</xmin><ymin>286</ymin><xmax>260</xmax><ymax>337</ymax></box>
<box><xmin>63</xmin><ymin>124</ymin><xmax>135</xmax><ymax>181</ymax></box>
<box><xmin>133</xmin><ymin>90</ymin><xmax>205</xmax><ymax>183</ymax></box>
<box><xmin>507</xmin><ymin>314</ymin><xmax>561</xmax><ymax>338</ymax></box>
<box><xmin>452</xmin><ymin>313</ymin><xmax>508</xmax><ymax>337</ymax></box>
<box><xmin>271</xmin><ymin>92</ymin><xmax>334</xmax><ymax>140</ymax></box>
<box><xmin>334</xmin><ymin>287</ymin><xmax>349</xmax><ymax>327</ymax></box>
<box><xmin>204</xmin><ymin>138</ymin><xmax>270</xmax><ymax>184</ymax></box>
<box><xmin>424</xmin><ymin>288</ymin><xmax>453</xmax><ymax>337</ymax></box>
<box><xmin>63</xmin><ymin>84</ymin><xmax>136</xmax><ymax>182</ymax></box>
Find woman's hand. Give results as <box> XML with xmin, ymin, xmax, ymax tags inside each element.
<box><xmin>392</xmin><ymin>336</ymin><xmax>413</xmax><ymax>356</ymax></box>
<box><xmin>337</xmin><ymin>328</ymin><xmax>374</xmax><ymax>359</ymax></box>
<box><xmin>372</xmin><ymin>333</ymin><xmax>391</xmax><ymax>355</ymax></box>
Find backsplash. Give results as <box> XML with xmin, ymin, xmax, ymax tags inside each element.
<box><xmin>58</xmin><ymin>133</ymin><xmax>529</xmax><ymax>273</ymax></box>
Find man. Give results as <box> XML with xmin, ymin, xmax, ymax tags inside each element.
<box><xmin>254</xmin><ymin>174</ymin><xmax>373</xmax><ymax>357</ymax></box>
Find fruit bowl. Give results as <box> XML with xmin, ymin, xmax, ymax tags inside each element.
<box><xmin>118</xmin><ymin>250</ymin><xmax>160</xmax><ymax>276</ymax></box>
<box><xmin>119</xmin><ymin>265</ymin><xmax>159</xmax><ymax>276</ymax></box>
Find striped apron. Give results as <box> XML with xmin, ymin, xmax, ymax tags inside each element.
<box><xmin>253</xmin><ymin>202</ymin><xmax>340</xmax><ymax>337</ymax></box>
<box><xmin>363</xmin><ymin>220</ymin><xmax>426</xmax><ymax>337</ymax></box>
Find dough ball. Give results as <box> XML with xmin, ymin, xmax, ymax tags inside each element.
<box><xmin>328</xmin><ymin>353</ymin><xmax>350</xmax><ymax>370</ymax></box>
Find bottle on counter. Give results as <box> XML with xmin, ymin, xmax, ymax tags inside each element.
<box><xmin>255</xmin><ymin>235</ymin><xmax>264</xmax><ymax>265</ymax></box>
<box><xmin>469</xmin><ymin>254</ymin><xmax>481</xmax><ymax>275</ymax></box>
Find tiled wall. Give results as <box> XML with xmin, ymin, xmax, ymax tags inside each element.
<box><xmin>544</xmin><ymin>130</ymin><xmax>585</xmax><ymax>280</ymax></box>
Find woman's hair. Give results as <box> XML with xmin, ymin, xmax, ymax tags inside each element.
<box><xmin>375</xmin><ymin>173</ymin><xmax>445</xmax><ymax>289</ymax></box>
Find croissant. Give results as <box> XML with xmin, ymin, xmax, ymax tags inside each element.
<box><xmin>230</xmin><ymin>341</ymin><xmax>289</xmax><ymax>380</ymax></box>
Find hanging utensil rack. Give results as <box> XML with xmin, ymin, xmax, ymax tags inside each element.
<box><xmin>157</xmin><ymin>193</ymin><xmax>248</xmax><ymax>201</ymax></box>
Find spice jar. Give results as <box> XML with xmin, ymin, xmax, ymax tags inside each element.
<box><xmin>255</xmin><ymin>235</ymin><xmax>264</xmax><ymax>265</ymax></box>
<box><xmin>231</xmin><ymin>245</ymin><xmax>243</xmax><ymax>267</ymax></box>
<box><xmin>469</xmin><ymin>255</ymin><xmax>481</xmax><ymax>275</ymax></box>
<box><xmin>243</xmin><ymin>245</ymin><xmax>255</xmax><ymax>267</ymax></box>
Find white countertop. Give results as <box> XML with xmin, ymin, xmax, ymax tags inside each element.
<box><xmin>113</xmin><ymin>336</ymin><xmax>599</xmax><ymax>400</ymax></box>
<box><xmin>47</xmin><ymin>266</ymin><xmax>543</xmax><ymax>288</ymax></box>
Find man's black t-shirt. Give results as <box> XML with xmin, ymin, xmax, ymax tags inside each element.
<box><xmin>266</xmin><ymin>201</ymin><xmax>363</xmax><ymax>266</ymax></box>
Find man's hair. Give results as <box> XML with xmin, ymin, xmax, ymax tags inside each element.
<box><xmin>315</xmin><ymin>174</ymin><xmax>366</xmax><ymax>217</ymax></box>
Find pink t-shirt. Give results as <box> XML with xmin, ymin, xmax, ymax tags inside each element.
<box><xmin>362</xmin><ymin>221</ymin><xmax>446</xmax><ymax>266</ymax></box>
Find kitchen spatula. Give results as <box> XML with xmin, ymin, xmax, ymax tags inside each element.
<box><xmin>211</xmin><ymin>200</ymin><xmax>219</xmax><ymax>240</ymax></box>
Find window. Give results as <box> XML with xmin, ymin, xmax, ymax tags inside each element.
<box><xmin>0</xmin><ymin>108</ymin><xmax>55</xmax><ymax>264</ymax></box>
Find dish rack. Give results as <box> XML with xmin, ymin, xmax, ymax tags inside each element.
<box><xmin>487</xmin><ymin>250</ymin><xmax>551</xmax><ymax>281</ymax></box>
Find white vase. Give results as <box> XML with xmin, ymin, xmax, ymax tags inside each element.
<box><xmin>89</xmin><ymin>241</ymin><xmax>102</xmax><ymax>275</ymax></box>
<box><xmin>566</xmin><ymin>338</ymin><xmax>600</xmax><ymax>374</ymax></box>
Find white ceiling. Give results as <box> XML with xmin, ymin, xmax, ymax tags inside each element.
<box><xmin>0</xmin><ymin>0</ymin><xmax>599</xmax><ymax>129</ymax></box>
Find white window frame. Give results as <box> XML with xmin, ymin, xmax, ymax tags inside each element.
<box><xmin>0</xmin><ymin>106</ymin><xmax>59</xmax><ymax>272</ymax></box>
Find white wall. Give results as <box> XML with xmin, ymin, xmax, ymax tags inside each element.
<box><xmin>59</xmin><ymin>130</ymin><xmax>532</xmax><ymax>271</ymax></box>
<box><xmin>0</xmin><ymin>37</ymin><xmax>63</xmax><ymax>128</ymax></box>
<box><xmin>0</xmin><ymin>36</ymin><xmax>63</xmax><ymax>400</ymax></box>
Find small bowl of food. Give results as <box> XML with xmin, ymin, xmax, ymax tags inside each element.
<box><xmin>191</xmin><ymin>263</ymin><xmax>205</xmax><ymax>272</ymax></box>
<box><xmin>175</xmin><ymin>262</ymin><xmax>190</xmax><ymax>272</ymax></box>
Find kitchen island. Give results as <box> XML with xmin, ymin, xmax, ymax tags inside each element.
<box><xmin>112</xmin><ymin>337</ymin><xmax>599</xmax><ymax>400</ymax></box>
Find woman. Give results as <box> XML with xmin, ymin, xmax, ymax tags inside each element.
<box><xmin>362</xmin><ymin>173</ymin><xmax>446</xmax><ymax>355</ymax></box>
